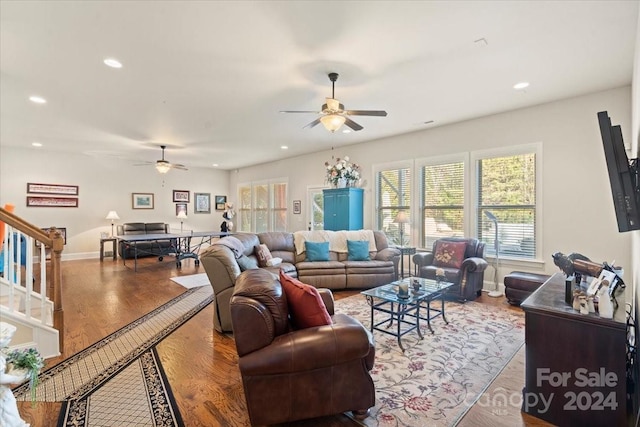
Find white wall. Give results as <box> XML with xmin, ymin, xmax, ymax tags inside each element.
<box><xmin>231</xmin><ymin>86</ymin><xmax>633</xmax><ymax>278</ymax></box>
<box><xmin>0</xmin><ymin>148</ymin><xmax>228</xmax><ymax>259</ymax></box>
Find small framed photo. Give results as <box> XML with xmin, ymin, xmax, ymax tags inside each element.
<box><xmin>27</xmin><ymin>182</ymin><xmax>79</xmax><ymax>196</ymax></box>
<box><xmin>132</xmin><ymin>193</ymin><xmax>154</xmax><ymax>209</ymax></box>
<box><xmin>40</xmin><ymin>227</ymin><xmax>67</xmax><ymax>245</ymax></box>
<box><xmin>215</xmin><ymin>195</ymin><xmax>227</xmax><ymax>211</ymax></box>
<box><xmin>173</xmin><ymin>190</ymin><xmax>190</xmax><ymax>203</ymax></box>
<box><xmin>27</xmin><ymin>196</ymin><xmax>78</xmax><ymax>208</ymax></box>
<box><xmin>194</xmin><ymin>192</ymin><xmax>211</xmax><ymax>214</ymax></box>
<box><xmin>293</xmin><ymin>200</ymin><xmax>301</xmax><ymax>214</ymax></box>
<box><xmin>176</xmin><ymin>203</ymin><xmax>188</xmax><ymax>216</ymax></box>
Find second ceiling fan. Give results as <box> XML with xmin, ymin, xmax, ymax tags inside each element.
<box><xmin>281</xmin><ymin>72</ymin><xmax>387</xmax><ymax>132</ymax></box>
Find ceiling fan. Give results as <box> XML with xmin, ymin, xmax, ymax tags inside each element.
<box><xmin>135</xmin><ymin>145</ymin><xmax>188</xmax><ymax>174</ymax></box>
<box><xmin>281</xmin><ymin>72</ymin><xmax>387</xmax><ymax>133</ymax></box>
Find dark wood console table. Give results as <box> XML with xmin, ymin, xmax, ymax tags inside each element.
<box><xmin>521</xmin><ymin>273</ymin><xmax>631</xmax><ymax>426</ymax></box>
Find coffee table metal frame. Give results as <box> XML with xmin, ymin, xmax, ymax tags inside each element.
<box><xmin>361</xmin><ymin>277</ymin><xmax>453</xmax><ymax>352</ymax></box>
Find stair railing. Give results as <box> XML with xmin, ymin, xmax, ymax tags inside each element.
<box><xmin>0</xmin><ymin>206</ymin><xmax>64</xmax><ymax>352</ymax></box>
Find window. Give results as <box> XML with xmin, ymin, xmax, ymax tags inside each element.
<box><xmin>376</xmin><ymin>165</ymin><xmax>411</xmax><ymax>245</ymax></box>
<box><xmin>477</xmin><ymin>151</ymin><xmax>537</xmax><ymax>260</ymax></box>
<box><xmin>421</xmin><ymin>161</ymin><xmax>465</xmax><ymax>248</ymax></box>
<box><xmin>237</xmin><ymin>180</ymin><xmax>288</xmax><ymax>232</ymax></box>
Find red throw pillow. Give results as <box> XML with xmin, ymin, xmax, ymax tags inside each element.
<box><xmin>254</xmin><ymin>244</ymin><xmax>273</xmax><ymax>268</ymax></box>
<box><xmin>279</xmin><ymin>271</ymin><xmax>332</xmax><ymax>329</ymax></box>
<box><xmin>433</xmin><ymin>241</ymin><xmax>467</xmax><ymax>269</ymax></box>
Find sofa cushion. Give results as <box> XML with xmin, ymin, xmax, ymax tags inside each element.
<box><xmin>347</xmin><ymin>240</ymin><xmax>370</xmax><ymax>261</ymax></box>
<box><xmin>122</xmin><ymin>223</ymin><xmax>147</xmax><ymax>235</ymax></box>
<box><xmin>433</xmin><ymin>240</ymin><xmax>467</xmax><ymax>269</ymax></box>
<box><xmin>145</xmin><ymin>223</ymin><xmax>167</xmax><ymax>234</ymax></box>
<box><xmin>279</xmin><ymin>271</ymin><xmax>332</xmax><ymax>329</ymax></box>
<box><xmin>254</xmin><ymin>244</ymin><xmax>273</xmax><ymax>267</ymax></box>
<box><xmin>305</xmin><ymin>241</ymin><xmax>330</xmax><ymax>261</ymax></box>
<box><xmin>237</xmin><ymin>254</ymin><xmax>259</xmax><ymax>271</ymax></box>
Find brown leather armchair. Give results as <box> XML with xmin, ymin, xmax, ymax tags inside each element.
<box><xmin>413</xmin><ymin>237</ymin><xmax>488</xmax><ymax>302</ymax></box>
<box><xmin>230</xmin><ymin>269</ymin><xmax>375</xmax><ymax>425</ymax></box>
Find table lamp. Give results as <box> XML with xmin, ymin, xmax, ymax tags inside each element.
<box><xmin>177</xmin><ymin>211</ymin><xmax>187</xmax><ymax>232</ymax></box>
<box><xmin>393</xmin><ymin>211</ymin><xmax>410</xmax><ymax>246</ymax></box>
<box><xmin>105</xmin><ymin>211</ymin><xmax>120</xmax><ymax>237</ymax></box>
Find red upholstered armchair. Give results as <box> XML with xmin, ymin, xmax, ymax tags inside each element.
<box><xmin>230</xmin><ymin>269</ymin><xmax>375</xmax><ymax>425</ymax></box>
<box><xmin>413</xmin><ymin>237</ymin><xmax>488</xmax><ymax>302</ymax></box>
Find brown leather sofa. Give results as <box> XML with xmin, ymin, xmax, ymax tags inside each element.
<box><xmin>200</xmin><ymin>230</ymin><xmax>399</xmax><ymax>333</ymax></box>
<box><xmin>230</xmin><ymin>269</ymin><xmax>375</xmax><ymax>425</ymax></box>
<box><xmin>413</xmin><ymin>237</ymin><xmax>488</xmax><ymax>302</ymax></box>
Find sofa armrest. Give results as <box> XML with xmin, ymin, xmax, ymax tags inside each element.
<box><xmin>375</xmin><ymin>247</ymin><xmax>400</xmax><ymax>261</ymax></box>
<box><xmin>413</xmin><ymin>252</ymin><xmax>434</xmax><ymax>268</ymax></box>
<box><xmin>239</xmin><ymin>315</ymin><xmax>371</xmax><ymax>375</ymax></box>
<box><xmin>461</xmin><ymin>256</ymin><xmax>488</xmax><ymax>273</ymax></box>
<box><xmin>318</xmin><ymin>288</ymin><xmax>334</xmax><ymax>316</ymax></box>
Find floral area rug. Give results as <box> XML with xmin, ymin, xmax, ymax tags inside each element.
<box><xmin>334</xmin><ymin>294</ymin><xmax>525</xmax><ymax>427</ymax></box>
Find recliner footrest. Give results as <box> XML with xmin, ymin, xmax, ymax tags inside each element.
<box><xmin>504</xmin><ymin>271</ymin><xmax>550</xmax><ymax>306</ymax></box>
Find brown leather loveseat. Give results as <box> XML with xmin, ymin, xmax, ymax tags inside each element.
<box><xmin>230</xmin><ymin>269</ymin><xmax>375</xmax><ymax>425</ymax></box>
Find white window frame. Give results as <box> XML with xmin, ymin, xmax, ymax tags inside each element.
<box><xmin>470</xmin><ymin>143</ymin><xmax>543</xmax><ymax>265</ymax></box>
<box><xmin>373</xmin><ymin>160</ymin><xmax>414</xmax><ymax>245</ymax></box>
<box><xmin>236</xmin><ymin>178</ymin><xmax>289</xmax><ymax>232</ymax></box>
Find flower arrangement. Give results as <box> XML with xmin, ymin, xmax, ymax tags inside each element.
<box><xmin>324</xmin><ymin>156</ymin><xmax>361</xmax><ymax>188</ymax></box>
<box><xmin>5</xmin><ymin>348</ymin><xmax>44</xmax><ymax>403</ymax></box>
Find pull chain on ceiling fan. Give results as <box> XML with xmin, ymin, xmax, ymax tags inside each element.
<box><xmin>280</xmin><ymin>72</ymin><xmax>387</xmax><ymax>133</ymax></box>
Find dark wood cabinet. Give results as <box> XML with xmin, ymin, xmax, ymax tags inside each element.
<box><xmin>521</xmin><ymin>273</ymin><xmax>631</xmax><ymax>426</ymax></box>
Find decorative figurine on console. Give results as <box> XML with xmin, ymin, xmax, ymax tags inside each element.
<box><xmin>220</xmin><ymin>203</ymin><xmax>235</xmax><ymax>233</ymax></box>
<box><xmin>1</xmin><ymin>322</ymin><xmax>42</xmax><ymax>427</ymax></box>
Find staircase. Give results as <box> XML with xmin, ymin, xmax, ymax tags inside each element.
<box><xmin>0</xmin><ymin>206</ymin><xmax>64</xmax><ymax>359</ymax></box>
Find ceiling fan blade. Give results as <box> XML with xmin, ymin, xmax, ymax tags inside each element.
<box><xmin>303</xmin><ymin>118</ymin><xmax>322</xmax><ymax>129</ymax></box>
<box><xmin>344</xmin><ymin>117</ymin><xmax>363</xmax><ymax>131</ymax></box>
<box><xmin>133</xmin><ymin>162</ymin><xmax>153</xmax><ymax>166</ymax></box>
<box><xmin>171</xmin><ymin>164</ymin><xmax>188</xmax><ymax>171</ymax></box>
<box><xmin>280</xmin><ymin>110</ymin><xmax>322</xmax><ymax>114</ymax></box>
<box><xmin>344</xmin><ymin>110</ymin><xmax>388</xmax><ymax>117</ymax></box>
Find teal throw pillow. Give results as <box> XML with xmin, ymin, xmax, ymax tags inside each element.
<box><xmin>347</xmin><ymin>240</ymin><xmax>370</xmax><ymax>261</ymax></box>
<box><xmin>237</xmin><ymin>255</ymin><xmax>259</xmax><ymax>271</ymax></box>
<box><xmin>305</xmin><ymin>241</ymin><xmax>330</xmax><ymax>262</ymax></box>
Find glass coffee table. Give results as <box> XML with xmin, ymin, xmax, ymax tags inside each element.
<box><xmin>361</xmin><ymin>277</ymin><xmax>454</xmax><ymax>352</ymax></box>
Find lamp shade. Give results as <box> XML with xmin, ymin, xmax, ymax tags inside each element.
<box><xmin>393</xmin><ymin>211</ymin><xmax>410</xmax><ymax>224</ymax></box>
<box><xmin>320</xmin><ymin>114</ymin><xmax>346</xmax><ymax>132</ymax></box>
<box><xmin>176</xmin><ymin>211</ymin><xmax>188</xmax><ymax>219</ymax></box>
<box><xmin>105</xmin><ymin>211</ymin><xmax>120</xmax><ymax>221</ymax></box>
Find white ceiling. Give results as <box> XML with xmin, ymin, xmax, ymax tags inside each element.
<box><xmin>1</xmin><ymin>1</ymin><xmax>638</xmax><ymax>171</ymax></box>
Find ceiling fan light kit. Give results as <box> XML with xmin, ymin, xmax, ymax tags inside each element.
<box><xmin>281</xmin><ymin>72</ymin><xmax>387</xmax><ymax>133</ymax></box>
<box><xmin>135</xmin><ymin>145</ymin><xmax>188</xmax><ymax>174</ymax></box>
<box><xmin>155</xmin><ymin>160</ymin><xmax>171</xmax><ymax>174</ymax></box>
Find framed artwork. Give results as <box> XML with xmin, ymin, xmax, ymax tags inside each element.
<box><xmin>293</xmin><ymin>200</ymin><xmax>301</xmax><ymax>214</ymax></box>
<box><xmin>173</xmin><ymin>190</ymin><xmax>190</xmax><ymax>203</ymax></box>
<box><xmin>27</xmin><ymin>196</ymin><xmax>78</xmax><ymax>208</ymax></box>
<box><xmin>215</xmin><ymin>195</ymin><xmax>227</xmax><ymax>211</ymax></box>
<box><xmin>175</xmin><ymin>203</ymin><xmax>188</xmax><ymax>216</ymax></box>
<box><xmin>27</xmin><ymin>182</ymin><xmax>79</xmax><ymax>196</ymax></box>
<box><xmin>40</xmin><ymin>227</ymin><xmax>67</xmax><ymax>245</ymax></box>
<box><xmin>132</xmin><ymin>193</ymin><xmax>154</xmax><ymax>209</ymax></box>
<box><xmin>194</xmin><ymin>193</ymin><xmax>211</xmax><ymax>214</ymax></box>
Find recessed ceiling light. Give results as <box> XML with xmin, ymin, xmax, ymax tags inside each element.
<box><xmin>281</xmin><ymin>145</ymin><xmax>288</xmax><ymax>149</ymax></box>
<box><xmin>103</xmin><ymin>58</ymin><xmax>123</xmax><ymax>68</ymax></box>
<box><xmin>32</xmin><ymin>142</ymin><xmax>42</xmax><ymax>147</ymax></box>
<box><xmin>212</xmin><ymin>163</ymin><xmax>219</xmax><ymax>167</ymax></box>
<box><xmin>513</xmin><ymin>82</ymin><xmax>529</xmax><ymax>90</ymax></box>
<box><xmin>342</xmin><ymin>129</ymin><xmax>351</xmax><ymax>134</ymax></box>
<box><xmin>29</xmin><ymin>96</ymin><xmax>46</xmax><ymax>104</ymax></box>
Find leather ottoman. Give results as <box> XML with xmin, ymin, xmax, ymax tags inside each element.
<box><xmin>504</xmin><ymin>271</ymin><xmax>550</xmax><ymax>306</ymax></box>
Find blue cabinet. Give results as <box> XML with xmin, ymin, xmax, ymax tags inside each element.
<box><xmin>323</xmin><ymin>188</ymin><xmax>364</xmax><ymax>230</ymax></box>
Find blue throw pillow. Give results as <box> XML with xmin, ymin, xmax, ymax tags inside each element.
<box><xmin>305</xmin><ymin>241</ymin><xmax>330</xmax><ymax>262</ymax></box>
<box><xmin>347</xmin><ymin>240</ymin><xmax>370</xmax><ymax>261</ymax></box>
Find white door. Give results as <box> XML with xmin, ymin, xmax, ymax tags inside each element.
<box><xmin>307</xmin><ymin>187</ymin><xmax>325</xmax><ymax>230</ymax></box>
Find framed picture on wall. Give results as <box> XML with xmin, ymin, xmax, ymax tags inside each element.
<box><xmin>27</xmin><ymin>196</ymin><xmax>78</xmax><ymax>208</ymax></box>
<box><xmin>194</xmin><ymin>193</ymin><xmax>211</xmax><ymax>214</ymax></box>
<box><xmin>132</xmin><ymin>193</ymin><xmax>154</xmax><ymax>209</ymax></box>
<box><xmin>40</xmin><ymin>227</ymin><xmax>67</xmax><ymax>245</ymax></box>
<box><xmin>172</xmin><ymin>190</ymin><xmax>190</xmax><ymax>203</ymax></box>
<box><xmin>215</xmin><ymin>195</ymin><xmax>227</xmax><ymax>211</ymax></box>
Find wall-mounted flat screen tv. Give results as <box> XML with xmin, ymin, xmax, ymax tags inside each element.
<box><xmin>597</xmin><ymin>111</ymin><xmax>640</xmax><ymax>232</ymax></box>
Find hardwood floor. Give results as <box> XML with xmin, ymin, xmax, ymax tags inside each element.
<box><xmin>15</xmin><ymin>257</ymin><xmax>552</xmax><ymax>426</ymax></box>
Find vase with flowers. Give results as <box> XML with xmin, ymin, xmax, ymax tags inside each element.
<box><xmin>324</xmin><ymin>156</ymin><xmax>361</xmax><ymax>188</ymax></box>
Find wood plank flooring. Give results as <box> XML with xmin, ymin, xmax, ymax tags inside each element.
<box><xmin>15</xmin><ymin>257</ymin><xmax>552</xmax><ymax>426</ymax></box>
